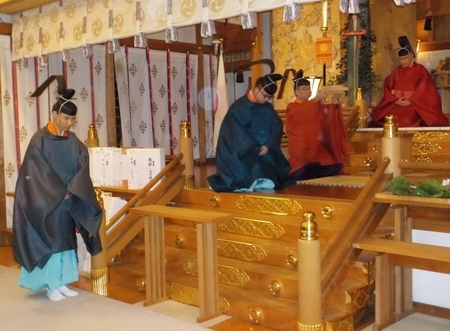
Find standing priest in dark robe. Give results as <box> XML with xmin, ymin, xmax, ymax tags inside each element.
<box><xmin>208</xmin><ymin>73</ymin><xmax>292</xmax><ymax>192</ymax></box>
<box><xmin>12</xmin><ymin>76</ymin><xmax>103</xmax><ymax>301</ymax></box>
<box><xmin>371</xmin><ymin>36</ymin><xmax>448</xmax><ymax>127</ymax></box>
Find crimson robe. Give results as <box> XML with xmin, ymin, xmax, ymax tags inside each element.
<box><xmin>371</xmin><ymin>62</ymin><xmax>448</xmax><ymax>127</ymax></box>
<box><xmin>286</xmin><ymin>100</ymin><xmax>349</xmax><ymax>180</ymax></box>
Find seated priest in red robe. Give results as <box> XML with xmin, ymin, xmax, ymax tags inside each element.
<box><xmin>286</xmin><ymin>73</ymin><xmax>349</xmax><ymax>181</ymax></box>
<box><xmin>371</xmin><ymin>36</ymin><xmax>448</xmax><ymax>127</ymax></box>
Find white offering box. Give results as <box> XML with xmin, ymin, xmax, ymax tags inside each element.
<box><xmin>121</xmin><ymin>148</ymin><xmax>165</xmax><ymax>189</ymax></box>
<box><xmin>89</xmin><ymin>147</ymin><xmax>123</xmax><ymax>187</ymax></box>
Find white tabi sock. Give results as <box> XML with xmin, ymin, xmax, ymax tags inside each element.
<box><xmin>57</xmin><ymin>285</ymin><xmax>78</xmax><ymax>297</ymax></box>
<box><xmin>47</xmin><ymin>288</ymin><xmax>65</xmax><ymax>301</ymax></box>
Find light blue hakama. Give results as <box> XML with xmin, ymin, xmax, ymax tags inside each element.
<box><xmin>19</xmin><ymin>250</ymin><xmax>78</xmax><ymax>291</ymax></box>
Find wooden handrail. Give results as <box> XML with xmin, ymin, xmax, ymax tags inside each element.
<box><xmin>105</xmin><ymin>164</ymin><xmax>185</xmax><ymax>243</ymax></box>
<box><xmin>398</xmin><ymin>160</ymin><xmax>450</xmax><ymax>172</ymax></box>
<box><xmin>353</xmin><ymin>237</ymin><xmax>450</xmax><ymax>274</ymax></box>
<box><xmin>106</xmin><ymin>153</ymin><xmax>184</xmax><ymax>230</ymax></box>
<box><xmin>102</xmin><ymin>153</ymin><xmax>186</xmax><ymax>261</ymax></box>
<box><xmin>320</xmin><ymin>157</ymin><xmax>392</xmax><ymax>298</ymax></box>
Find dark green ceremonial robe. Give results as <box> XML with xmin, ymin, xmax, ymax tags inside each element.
<box><xmin>208</xmin><ymin>94</ymin><xmax>291</xmax><ymax>192</ymax></box>
<box><xmin>12</xmin><ymin>125</ymin><xmax>103</xmax><ymax>272</ymax></box>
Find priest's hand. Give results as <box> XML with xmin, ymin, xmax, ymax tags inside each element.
<box><xmin>396</xmin><ymin>97</ymin><xmax>411</xmax><ymax>107</ymax></box>
<box><xmin>259</xmin><ymin>145</ymin><xmax>268</xmax><ymax>156</ymax></box>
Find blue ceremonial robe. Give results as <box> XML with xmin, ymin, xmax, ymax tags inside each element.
<box><xmin>208</xmin><ymin>94</ymin><xmax>291</xmax><ymax>192</ymax></box>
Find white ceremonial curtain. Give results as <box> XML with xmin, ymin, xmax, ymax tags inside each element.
<box><xmin>148</xmin><ymin>49</ymin><xmax>170</xmax><ymax>152</ymax></box>
<box><xmin>114</xmin><ymin>48</ymin><xmax>208</xmax><ymax>159</ymax></box>
<box><xmin>187</xmin><ymin>54</ymin><xmax>199</xmax><ymax>159</ymax></box>
<box><xmin>65</xmin><ymin>47</ymin><xmax>108</xmax><ymax>146</ymax></box>
<box><xmin>0</xmin><ymin>40</ymin><xmax>107</xmax><ymax>228</ymax></box>
<box><xmin>0</xmin><ymin>35</ymin><xmax>16</xmax><ymax>228</ymax></box>
<box><xmin>114</xmin><ymin>48</ymin><xmax>132</xmax><ymax>147</ymax></box>
<box><xmin>169</xmin><ymin>52</ymin><xmax>188</xmax><ymax>155</ymax></box>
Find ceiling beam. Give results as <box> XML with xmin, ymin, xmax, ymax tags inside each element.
<box><xmin>0</xmin><ymin>0</ymin><xmax>56</xmax><ymax>15</ymax></box>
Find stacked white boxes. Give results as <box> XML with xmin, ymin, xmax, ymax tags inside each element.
<box><xmin>88</xmin><ymin>147</ymin><xmax>123</xmax><ymax>187</ymax></box>
<box><xmin>89</xmin><ymin>147</ymin><xmax>165</xmax><ymax>189</ymax></box>
<box><xmin>121</xmin><ymin>148</ymin><xmax>165</xmax><ymax>189</ymax></box>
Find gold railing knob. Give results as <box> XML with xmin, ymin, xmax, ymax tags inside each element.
<box><xmin>136</xmin><ymin>278</ymin><xmax>146</xmax><ymax>292</ymax></box>
<box><xmin>321</xmin><ymin>205</ymin><xmax>333</xmax><ymax>218</ymax></box>
<box><xmin>286</xmin><ymin>254</ymin><xmax>298</xmax><ymax>268</ymax></box>
<box><xmin>175</xmin><ymin>235</ymin><xmax>184</xmax><ymax>249</ymax></box>
<box><xmin>268</xmin><ymin>281</ymin><xmax>281</xmax><ymax>296</ymax></box>
<box><xmin>249</xmin><ymin>308</ymin><xmax>262</xmax><ymax>324</ymax></box>
<box><xmin>210</xmin><ymin>195</ymin><xmax>219</xmax><ymax>207</ymax></box>
<box><xmin>364</xmin><ymin>157</ymin><xmax>373</xmax><ymax>167</ymax></box>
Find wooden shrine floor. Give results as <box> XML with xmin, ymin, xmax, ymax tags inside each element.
<box><xmin>1</xmin><ymin>163</ymin><xmax>446</xmax><ymax>330</ymax></box>
<box><xmin>194</xmin><ymin>161</ymin><xmax>365</xmax><ymax>200</ymax></box>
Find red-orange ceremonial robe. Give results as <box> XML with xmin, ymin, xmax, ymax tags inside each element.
<box><xmin>371</xmin><ymin>62</ymin><xmax>448</xmax><ymax>127</ymax></box>
<box><xmin>286</xmin><ymin>100</ymin><xmax>349</xmax><ymax>180</ymax></box>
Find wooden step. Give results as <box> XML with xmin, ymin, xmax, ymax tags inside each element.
<box><xmin>210</xmin><ymin>318</ymin><xmax>277</xmax><ymax>331</ymax></box>
<box><xmin>0</xmin><ymin>228</ymin><xmax>12</xmax><ymax>245</ymax></box>
<box><xmin>71</xmin><ymin>274</ymin><xmax>146</xmax><ymax>304</ymax></box>
<box><xmin>109</xmin><ymin>261</ymin><xmax>145</xmax><ymax>293</ymax></box>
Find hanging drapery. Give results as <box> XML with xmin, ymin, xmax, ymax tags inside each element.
<box><xmin>169</xmin><ymin>52</ymin><xmax>189</xmax><ymax>154</ymax></box>
<box><xmin>339</xmin><ymin>0</ymin><xmax>360</xmax><ymax>13</ymax></box>
<box><xmin>187</xmin><ymin>53</ymin><xmax>200</xmax><ymax>160</ymax></box>
<box><xmin>127</xmin><ymin>47</ymin><xmax>154</xmax><ymax>148</ymax></box>
<box><xmin>0</xmin><ymin>36</ymin><xmax>16</xmax><ymax>229</ymax></box>
<box><xmin>11</xmin><ymin>0</ymin><xmax>323</xmax><ymax>61</ymax></box>
<box><xmin>148</xmin><ymin>49</ymin><xmax>171</xmax><ymax>152</ymax></box>
<box><xmin>114</xmin><ymin>47</ymin><xmax>203</xmax><ymax>158</ymax></box>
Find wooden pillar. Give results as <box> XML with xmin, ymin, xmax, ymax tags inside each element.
<box><xmin>347</xmin><ymin>14</ymin><xmax>361</xmax><ymax>106</ymax></box>
<box><xmin>0</xmin><ymin>23</ymin><xmax>12</xmax><ymax>245</ymax></box>
<box><xmin>196</xmin><ymin>24</ymin><xmax>207</xmax><ymax>164</ymax></box>
<box><xmin>380</xmin><ymin>115</ymin><xmax>401</xmax><ymax>176</ymax></box>
<box><xmin>91</xmin><ymin>189</ymin><xmax>108</xmax><ymax>296</ymax></box>
<box><xmin>179</xmin><ymin>120</ymin><xmax>195</xmax><ymax>188</ymax></box>
<box><xmin>373</xmin><ymin>253</ymin><xmax>394</xmax><ymax>331</ymax></box>
<box><xmin>380</xmin><ymin>114</ymin><xmax>414</xmax><ymax>319</ymax></box>
<box><xmin>250</xmin><ymin>14</ymin><xmax>264</xmax><ymax>83</ymax></box>
<box><xmin>144</xmin><ymin>215</ymin><xmax>167</xmax><ymax>305</ymax></box>
<box><xmin>196</xmin><ymin>222</ymin><xmax>221</xmax><ymax>322</ymax></box>
<box><xmin>297</xmin><ymin>212</ymin><xmax>323</xmax><ymax>331</ymax></box>
<box><xmin>105</xmin><ymin>46</ymin><xmax>117</xmax><ymax>147</ymax></box>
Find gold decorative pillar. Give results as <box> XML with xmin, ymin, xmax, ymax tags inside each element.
<box><xmin>355</xmin><ymin>87</ymin><xmax>368</xmax><ymax>127</ymax></box>
<box><xmin>87</xmin><ymin>124</ymin><xmax>99</xmax><ymax>148</ymax></box>
<box><xmin>381</xmin><ymin>115</ymin><xmax>401</xmax><ymax>176</ymax></box>
<box><xmin>298</xmin><ymin>212</ymin><xmax>323</xmax><ymax>331</ymax></box>
<box><xmin>179</xmin><ymin>120</ymin><xmax>195</xmax><ymax>188</ymax></box>
<box><xmin>91</xmin><ymin>189</ymin><xmax>108</xmax><ymax>296</ymax></box>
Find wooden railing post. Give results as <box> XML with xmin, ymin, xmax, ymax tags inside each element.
<box><xmin>380</xmin><ymin>114</ymin><xmax>401</xmax><ymax>176</ymax></box>
<box><xmin>179</xmin><ymin>120</ymin><xmax>195</xmax><ymax>189</ymax></box>
<box><xmin>380</xmin><ymin>115</ymin><xmax>413</xmax><ymax>317</ymax></box>
<box><xmin>298</xmin><ymin>211</ymin><xmax>323</xmax><ymax>331</ymax></box>
<box><xmin>91</xmin><ymin>189</ymin><xmax>108</xmax><ymax>296</ymax></box>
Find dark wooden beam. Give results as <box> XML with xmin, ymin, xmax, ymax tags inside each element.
<box><xmin>119</xmin><ymin>36</ymin><xmax>214</xmax><ymax>55</ymax></box>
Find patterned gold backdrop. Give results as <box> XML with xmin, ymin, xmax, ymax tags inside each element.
<box><xmin>272</xmin><ymin>0</ymin><xmax>343</xmax><ymax>110</ymax></box>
